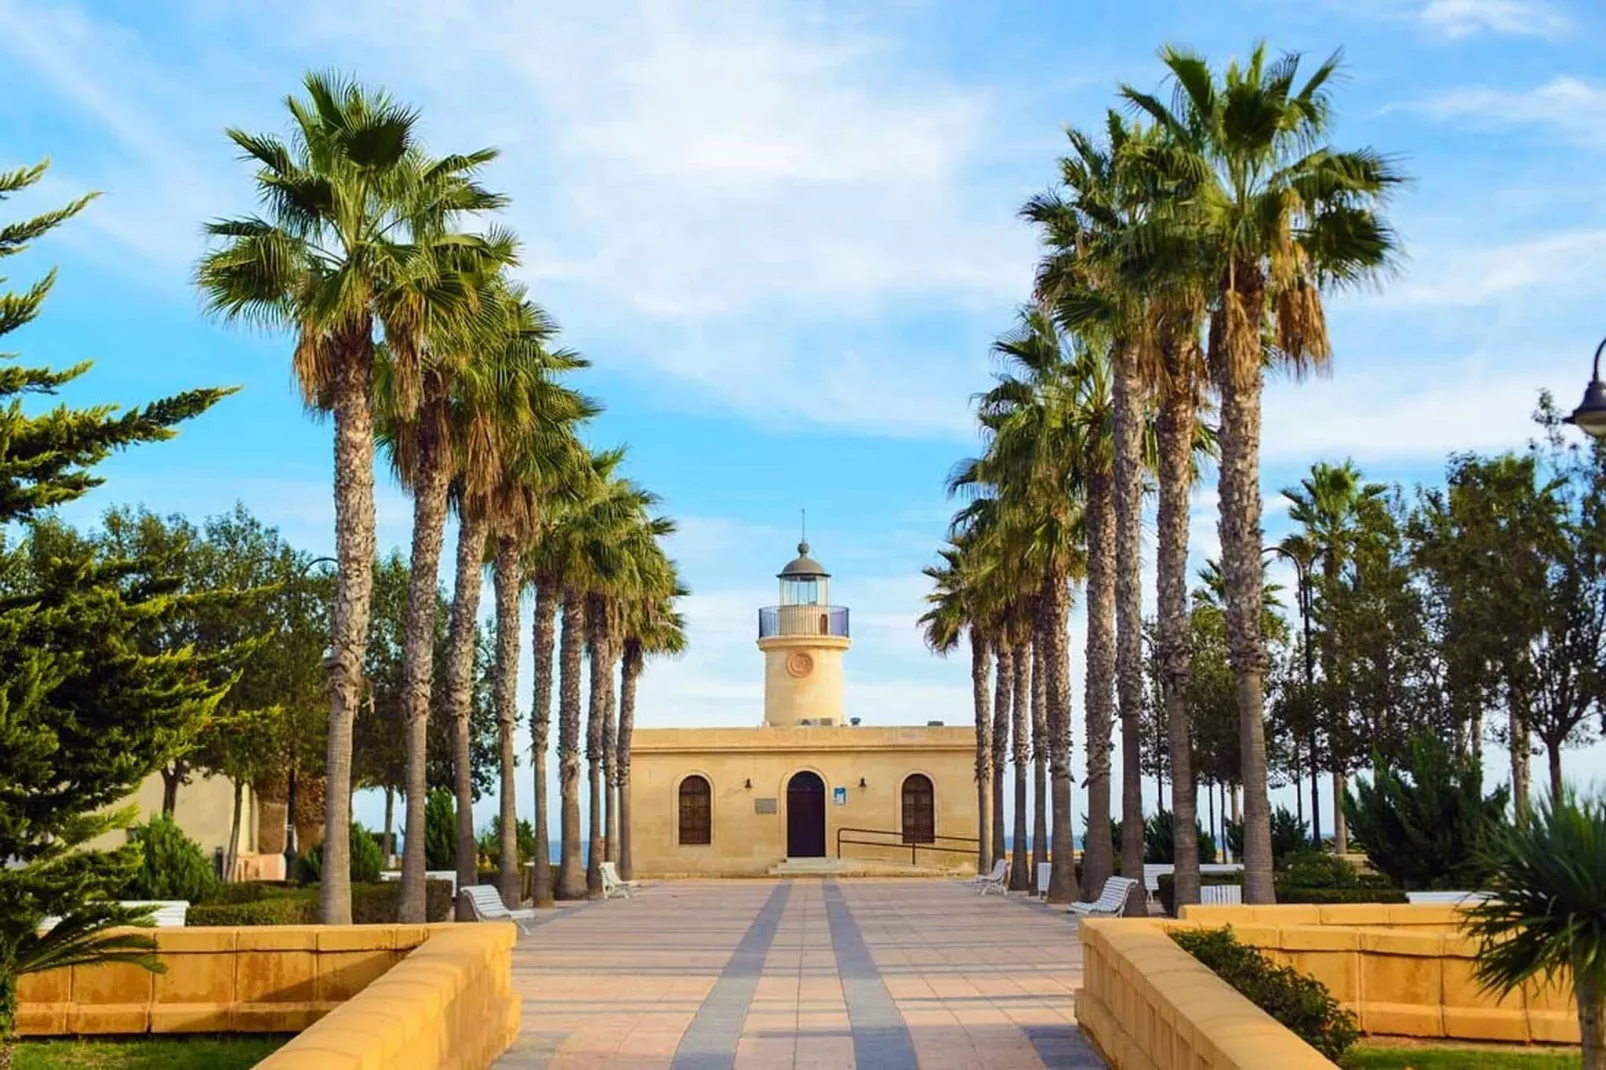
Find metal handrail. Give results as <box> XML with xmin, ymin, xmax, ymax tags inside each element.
<box><xmin>758</xmin><ymin>604</ymin><xmax>850</xmax><ymax>639</ymax></box>
<box><xmin>835</xmin><ymin>825</ymin><xmax>980</xmax><ymax>866</ymax></box>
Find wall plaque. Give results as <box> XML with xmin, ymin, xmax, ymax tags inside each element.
<box><xmin>754</xmin><ymin>797</ymin><xmax>778</xmax><ymax>814</ymax></box>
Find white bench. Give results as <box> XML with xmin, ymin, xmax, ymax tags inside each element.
<box><xmin>39</xmin><ymin>900</ymin><xmax>188</xmax><ymax>932</ymax></box>
<box><xmin>460</xmin><ymin>884</ymin><xmax>537</xmax><ymax>934</ymax></box>
<box><xmin>1200</xmin><ymin>885</ymin><xmax>1243</xmax><ymax>905</ymax></box>
<box><xmin>1068</xmin><ymin>876</ymin><xmax>1139</xmax><ymax>918</ymax></box>
<box><xmin>1405</xmin><ymin>891</ymin><xmax>1490</xmax><ymax>905</ymax></box>
<box><xmin>379</xmin><ymin>869</ymin><xmax>459</xmax><ymax>897</ymax></box>
<box><xmin>970</xmin><ymin>859</ymin><xmax>1008</xmax><ymax>896</ymax></box>
<box><xmin>1143</xmin><ymin>863</ymin><xmax>1244</xmax><ymax>895</ymax></box>
<box><xmin>600</xmin><ymin>862</ymin><xmax>638</xmax><ymax>900</ymax></box>
<box><xmin>1036</xmin><ymin>862</ymin><xmax>1052</xmax><ymax>901</ymax></box>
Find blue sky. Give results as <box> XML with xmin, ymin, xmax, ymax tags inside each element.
<box><xmin>2</xmin><ymin>0</ymin><xmax>1603</xmax><ymax>839</ymax></box>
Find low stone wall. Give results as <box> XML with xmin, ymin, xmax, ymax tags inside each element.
<box><xmin>19</xmin><ymin>925</ymin><xmax>451</xmax><ymax>1035</ymax></box>
<box><xmin>1179</xmin><ymin>902</ymin><xmax>1465</xmax><ymax>931</ymax></box>
<box><xmin>257</xmin><ymin>925</ymin><xmax>519</xmax><ymax>1069</ymax></box>
<box><xmin>1173</xmin><ymin>904</ymin><xmax>1577</xmax><ymax>1045</ymax></box>
<box><xmin>1076</xmin><ymin>918</ymin><xmax>1334</xmax><ymax>1069</ymax></box>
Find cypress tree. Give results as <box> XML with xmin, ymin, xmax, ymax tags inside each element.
<box><xmin>0</xmin><ymin>160</ymin><xmax>234</xmax><ymax>1066</ymax></box>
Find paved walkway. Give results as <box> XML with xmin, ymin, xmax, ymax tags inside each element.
<box><xmin>496</xmin><ymin>878</ymin><xmax>1104</xmax><ymax>1069</ymax></box>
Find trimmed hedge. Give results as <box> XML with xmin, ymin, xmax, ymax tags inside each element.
<box><xmin>1157</xmin><ymin>870</ymin><xmax>1408</xmax><ymax>915</ymax></box>
<box><xmin>188</xmin><ymin>897</ymin><xmax>316</xmax><ymax>926</ymax></box>
<box><xmin>1277</xmin><ymin>885</ymin><xmax>1407</xmax><ymax>905</ymax></box>
<box><xmin>1172</xmin><ymin>926</ymin><xmax>1359</xmax><ymax>1060</ymax></box>
<box><xmin>187</xmin><ymin>879</ymin><xmax>453</xmax><ymax>926</ymax></box>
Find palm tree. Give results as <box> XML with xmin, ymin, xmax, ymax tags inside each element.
<box><xmin>960</xmin><ymin>309</ymin><xmax>1089</xmax><ymax>902</ymax></box>
<box><xmin>434</xmin><ymin>287</ymin><xmax>593</xmax><ymax>916</ymax></box>
<box><xmin>617</xmin><ymin>558</ymin><xmax>687</xmax><ymax>881</ymax></box>
<box><xmin>1026</xmin><ymin>115</ymin><xmax>1168</xmax><ymax>916</ymax></box>
<box><xmin>197</xmin><ymin>73</ymin><xmax>506</xmax><ymax>923</ymax></box>
<box><xmin>1284</xmin><ymin>459</ymin><xmax>1387</xmax><ymax>851</ymax></box>
<box><xmin>920</xmin><ymin>545</ymin><xmax>992</xmax><ymax>872</ymax></box>
<box><xmin>379</xmin><ymin>272</ymin><xmax>545</xmax><ymax>924</ymax></box>
<box><xmin>528</xmin><ymin>577</ymin><xmax>559</xmax><ymax>905</ymax></box>
<box><xmin>1030</xmin><ymin>615</ymin><xmax>1049</xmax><ymax>889</ymax></box>
<box><xmin>535</xmin><ymin>455</ymin><xmax>655</xmax><ymax>898</ymax></box>
<box><xmin>1464</xmin><ymin>789</ymin><xmax>1606</xmax><ymax>1068</ymax></box>
<box><xmin>1124</xmin><ymin>44</ymin><xmax>1403</xmax><ymax>902</ymax></box>
<box><xmin>1009</xmin><ymin>627</ymin><xmax>1032</xmax><ymax>891</ymax></box>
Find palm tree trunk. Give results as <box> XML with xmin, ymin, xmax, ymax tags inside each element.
<box><xmin>1112</xmin><ymin>343</ymin><xmax>1147</xmax><ymax>916</ymax></box>
<box><xmin>493</xmin><ymin>535</ymin><xmax>522</xmax><ymax>908</ymax></box>
<box><xmin>446</xmin><ymin>511</ymin><xmax>488</xmax><ymax>920</ymax></box>
<box><xmin>1157</xmin><ymin>383</ymin><xmax>1201</xmax><ymax>911</ymax></box>
<box><xmin>970</xmin><ymin>629</ymin><xmax>992</xmax><ymax>873</ymax></box>
<box><xmin>1043</xmin><ymin>573</ymin><xmax>1078</xmax><ymax>903</ymax></box>
<box><xmin>603</xmin><ymin>623</ymin><xmax>620</xmax><ymax>865</ymax></box>
<box><xmin>381</xmin><ymin>787</ymin><xmax>394</xmax><ymax>861</ymax></box>
<box><xmin>557</xmin><ymin>590</ymin><xmax>587</xmax><ymax>898</ymax></box>
<box><xmin>398</xmin><ymin>434</ymin><xmax>451</xmax><ymax>924</ymax></box>
<box><xmin>322</xmin><ymin>328</ymin><xmax>378</xmax><ymax>926</ymax></box>
<box><xmin>1577</xmin><ymin>970</ymin><xmax>1606</xmax><ymax>1070</ymax></box>
<box><xmin>1217</xmin><ymin>351</ymin><xmax>1275</xmax><ymax>904</ymax></box>
<box><xmin>1334</xmin><ymin>774</ymin><xmax>1349</xmax><ymax>854</ymax></box>
<box><xmin>585</xmin><ymin>593</ymin><xmax>609</xmax><ymax>897</ymax></box>
<box><xmin>530</xmin><ymin>582</ymin><xmax>557</xmax><ymax>905</ymax></box>
<box><xmin>1031</xmin><ymin>632</ymin><xmax>1048</xmax><ymax>892</ymax></box>
<box><xmin>1010</xmin><ymin>639</ymin><xmax>1030</xmax><ymax>892</ymax></box>
<box><xmin>991</xmin><ymin>643</ymin><xmax>1013</xmax><ymax>869</ymax></box>
<box><xmin>618</xmin><ymin>639</ymin><xmax>644</xmax><ymax>881</ymax></box>
<box><xmin>1083</xmin><ymin>471</ymin><xmax>1117</xmax><ymax>895</ymax></box>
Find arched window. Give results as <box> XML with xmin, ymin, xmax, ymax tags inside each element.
<box><xmin>679</xmin><ymin>775</ymin><xmax>712</xmax><ymax>846</ymax></box>
<box><xmin>901</xmin><ymin>774</ymin><xmax>935</xmax><ymax>845</ymax></box>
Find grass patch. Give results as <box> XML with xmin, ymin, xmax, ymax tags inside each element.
<box><xmin>14</xmin><ymin>1035</ymin><xmax>289</xmax><ymax>1069</ymax></box>
<box><xmin>1342</xmin><ymin>1043</ymin><xmax>1580</xmax><ymax>1069</ymax></box>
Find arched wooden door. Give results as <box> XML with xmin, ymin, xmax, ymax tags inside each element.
<box><xmin>786</xmin><ymin>771</ymin><xmax>826</xmax><ymax>858</ymax></box>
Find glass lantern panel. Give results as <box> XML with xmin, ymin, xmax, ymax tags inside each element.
<box><xmin>781</xmin><ymin>577</ymin><xmax>820</xmax><ymax>605</ymax></box>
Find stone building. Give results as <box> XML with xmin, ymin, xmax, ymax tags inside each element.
<box><xmin>629</xmin><ymin>541</ymin><xmax>978</xmax><ymax>876</ymax></box>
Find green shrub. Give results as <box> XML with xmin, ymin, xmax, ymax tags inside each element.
<box><xmin>186</xmin><ymin>880</ymin><xmax>452</xmax><ymax>925</ymax></box>
<box><xmin>187</xmin><ymin>896</ymin><xmax>316</xmax><ymax>926</ymax></box>
<box><xmin>299</xmin><ymin>822</ymin><xmax>385</xmax><ymax>885</ymax></box>
<box><xmin>1225</xmin><ymin>806</ymin><xmax>1309</xmax><ymax>867</ymax></box>
<box><xmin>349</xmin><ymin>879</ymin><xmax>454</xmax><ymax>924</ymax></box>
<box><xmin>1344</xmin><ymin>732</ymin><xmax>1509</xmax><ymax>891</ymax></box>
<box><xmin>478</xmin><ymin>817</ymin><xmax>537</xmax><ymax>868</ymax></box>
<box><xmin>1143</xmin><ymin>809</ymin><xmax>1218</xmax><ymax>866</ymax></box>
<box><xmin>423</xmin><ymin>788</ymin><xmax>457</xmax><ymax>870</ymax></box>
<box><xmin>1279</xmin><ymin>851</ymin><xmax>1358</xmax><ymax>887</ymax></box>
<box><xmin>124</xmin><ymin>813</ymin><xmax>222</xmax><ymax>903</ymax></box>
<box><xmin>1171</xmin><ymin>926</ymin><xmax>1359</xmax><ymax>1060</ymax></box>
<box><xmin>204</xmin><ymin>882</ymin><xmax>269</xmax><ymax>905</ymax></box>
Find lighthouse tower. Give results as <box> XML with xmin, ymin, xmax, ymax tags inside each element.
<box><xmin>756</xmin><ymin>541</ymin><xmax>851</xmax><ymax>727</ymax></box>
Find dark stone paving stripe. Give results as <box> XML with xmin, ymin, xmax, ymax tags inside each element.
<box><xmin>821</xmin><ymin>881</ymin><xmax>919</xmax><ymax>1070</ymax></box>
<box><xmin>670</xmin><ymin>881</ymin><xmax>793</xmax><ymax>1070</ymax></box>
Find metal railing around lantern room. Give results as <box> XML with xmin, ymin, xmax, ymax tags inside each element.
<box><xmin>758</xmin><ymin>605</ymin><xmax>850</xmax><ymax>639</ymax></box>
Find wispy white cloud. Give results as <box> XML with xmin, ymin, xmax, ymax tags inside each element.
<box><xmin>1</xmin><ymin>0</ymin><xmax>1030</xmax><ymax>439</ymax></box>
<box><xmin>1408</xmin><ymin>76</ymin><xmax>1606</xmax><ymax>149</ymax></box>
<box><xmin>1417</xmin><ymin>0</ymin><xmax>1571</xmax><ymax>38</ymax></box>
<box><xmin>1381</xmin><ymin>227</ymin><xmax>1606</xmax><ymax>307</ymax></box>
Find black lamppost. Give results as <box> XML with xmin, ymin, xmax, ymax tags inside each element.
<box><xmin>284</xmin><ymin>555</ymin><xmax>336</xmax><ymax>878</ymax></box>
<box><xmin>1564</xmin><ymin>338</ymin><xmax>1606</xmax><ymax>439</ymax></box>
<box><xmin>1264</xmin><ymin>542</ymin><xmax>1321</xmax><ymax>848</ymax></box>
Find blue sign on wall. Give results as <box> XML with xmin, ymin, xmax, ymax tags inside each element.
<box><xmin>832</xmin><ymin>786</ymin><xmax>847</xmax><ymax>806</ymax></box>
